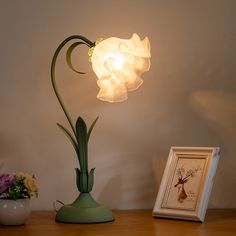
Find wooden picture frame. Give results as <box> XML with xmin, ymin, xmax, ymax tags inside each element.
<box><xmin>153</xmin><ymin>147</ymin><xmax>220</xmax><ymax>222</ymax></box>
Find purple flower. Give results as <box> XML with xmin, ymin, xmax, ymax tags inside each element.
<box><xmin>0</xmin><ymin>173</ymin><xmax>16</xmax><ymax>193</ymax></box>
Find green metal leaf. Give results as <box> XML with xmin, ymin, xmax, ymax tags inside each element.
<box><xmin>76</xmin><ymin>117</ymin><xmax>88</xmax><ymax>171</ymax></box>
<box><xmin>56</xmin><ymin>123</ymin><xmax>79</xmax><ymax>156</ymax></box>
<box><xmin>87</xmin><ymin>116</ymin><xmax>99</xmax><ymax>142</ymax></box>
<box><xmin>88</xmin><ymin>168</ymin><xmax>95</xmax><ymax>192</ymax></box>
<box><xmin>80</xmin><ymin>171</ymin><xmax>88</xmax><ymax>193</ymax></box>
<box><xmin>66</xmin><ymin>42</ymin><xmax>87</xmax><ymax>74</ymax></box>
<box><xmin>75</xmin><ymin>168</ymin><xmax>81</xmax><ymax>192</ymax></box>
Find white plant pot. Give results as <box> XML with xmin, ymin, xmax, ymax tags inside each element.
<box><xmin>0</xmin><ymin>198</ymin><xmax>31</xmax><ymax>225</ymax></box>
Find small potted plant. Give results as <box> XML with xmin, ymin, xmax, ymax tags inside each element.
<box><xmin>0</xmin><ymin>172</ymin><xmax>38</xmax><ymax>225</ymax></box>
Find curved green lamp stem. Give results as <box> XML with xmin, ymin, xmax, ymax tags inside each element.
<box><xmin>50</xmin><ymin>35</ymin><xmax>95</xmax><ymax>138</ymax></box>
<box><xmin>51</xmin><ymin>35</ymin><xmax>114</xmax><ymax>223</ymax></box>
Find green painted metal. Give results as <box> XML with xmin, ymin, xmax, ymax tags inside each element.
<box><xmin>55</xmin><ymin>193</ymin><xmax>114</xmax><ymax>223</ymax></box>
<box><xmin>51</xmin><ymin>35</ymin><xmax>114</xmax><ymax>223</ymax></box>
<box><xmin>66</xmin><ymin>42</ymin><xmax>86</xmax><ymax>74</ymax></box>
<box><xmin>51</xmin><ymin>35</ymin><xmax>94</xmax><ymax>138</ymax></box>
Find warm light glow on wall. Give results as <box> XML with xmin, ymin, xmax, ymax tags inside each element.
<box><xmin>91</xmin><ymin>34</ymin><xmax>151</xmax><ymax>102</ymax></box>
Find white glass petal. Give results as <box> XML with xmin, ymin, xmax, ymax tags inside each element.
<box><xmin>91</xmin><ymin>33</ymin><xmax>151</xmax><ymax>102</ymax></box>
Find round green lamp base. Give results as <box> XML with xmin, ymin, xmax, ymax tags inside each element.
<box><xmin>55</xmin><ymin>193</ymin><xmax>114</xmax><ymax>223</ymax></box>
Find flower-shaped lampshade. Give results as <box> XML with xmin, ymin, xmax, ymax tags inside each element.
<box><xmin>91</xmin><ymin>34</ymin><xmax>151</xmax><ymax>102</ymax></box>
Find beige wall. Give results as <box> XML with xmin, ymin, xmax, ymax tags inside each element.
<box><xmin>0</xmin><ymin>0</ymin><xmax>235</xmax><ymax>210</ymax></box>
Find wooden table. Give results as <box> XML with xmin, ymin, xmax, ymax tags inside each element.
<box><xmin>0</xmin><ymin>209</ymin><xmax>235</xmax><ymax>236</ymax></box>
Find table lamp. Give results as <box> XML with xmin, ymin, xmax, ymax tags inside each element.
<box><xmin>51</xmin><ymin>33</ymin><xmax>151</xmax><ymax>223</ymax></box>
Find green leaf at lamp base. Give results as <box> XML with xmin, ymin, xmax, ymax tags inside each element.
<box><xmin>55</xmin><ymin>193</ymin><xmax>114</xmax><ymax>223</ymax></box>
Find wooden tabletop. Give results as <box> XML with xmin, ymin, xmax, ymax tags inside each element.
<box><xmin>0</xmin><ymin>209</ymin><xmax>235</xmax><ymax>236</ymax></box>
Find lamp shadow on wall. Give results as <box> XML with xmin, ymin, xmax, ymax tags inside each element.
<box><xmin>96</xmin><ymin>175</ymin><xmax>122</xmax><ymax>209</ymax></box>
<box><xmin>96</xmin><ymin>153</ymin><xmax>159</xmax><ymax>209</ymax></box>
<box><xmin>190</xmin><ymin>90</ymin><xmax>236</xmax><ymax>137</ymax></box>
<box><xmin>190</xmin><ymin>89</ymin><xmax>236</xmax><ymax>208</ymax></box>
<box><xmin>152</xmin><ymin>154</ymin><xmax>168</xmax><ymax>197</ymax></box>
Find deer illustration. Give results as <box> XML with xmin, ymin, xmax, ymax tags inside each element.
<box><xmin>174</xmin><ymin>166</ymin><xmax>199</xmax><ymax>203</ymax></box>
<box><xmin>174</xmin><ymin>177</ymin><xmax>188</xmax><ymax>203</ymax></box>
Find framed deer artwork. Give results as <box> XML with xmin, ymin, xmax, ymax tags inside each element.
<box><xmin>153</xmin><ymin>147</ymin><xmax>220</xmax><ymax>222</ymax></box>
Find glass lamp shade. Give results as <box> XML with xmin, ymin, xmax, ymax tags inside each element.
<box><xmin>91</xmin><ymin>34</ymin><xmax>151</xmax><ymax>102</ymax></box>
